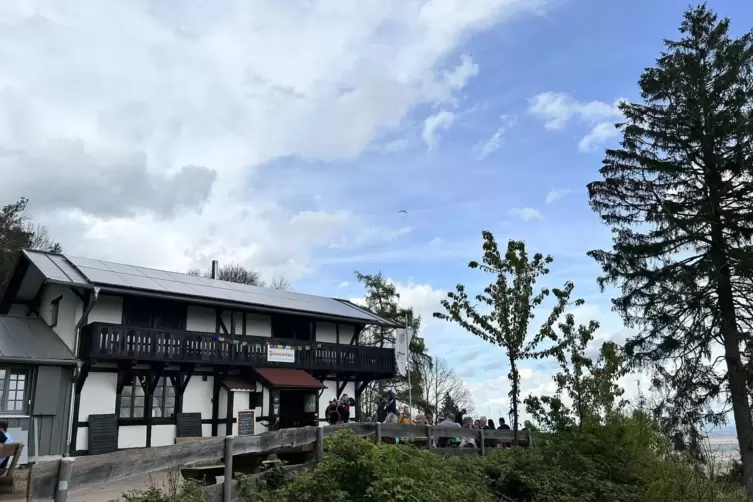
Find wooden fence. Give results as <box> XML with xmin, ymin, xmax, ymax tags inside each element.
<box><xmin>26</xmin><ymin>423</ymin><xmax>533</xmax><ymax>502</ymax></box>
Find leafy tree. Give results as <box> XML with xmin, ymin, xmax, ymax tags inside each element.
<box><xmin>586</xmin><ymin>5</ymin><xmax>753</xmax><ymax>496</ymax></box>
<box><xmin>354</xmin><ymin>271</ymin><xmax>430</xmax><ymax>417</ymax></box>
<box><xmin>187</xmin><ymin>264</ymin><xmax>292</xmax><ymax>291</ymax></box>
<box><xmin>526</xmin><ymin>338</ymin><xmax>628</xmax><ymax>432</ymax></box>
<box><xmin>0</xmin><ymin>197</ymin><xmax>61</xmax><ymax>286</ymax></box>
<box><xmin>434</xmin><ymin>232</ymin><xmax>580</xmax><ymax>443</ymax></box>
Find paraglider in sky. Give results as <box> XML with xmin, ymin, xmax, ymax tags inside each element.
<box><xmin>398</xmin><ymin>209</ymin><xmax>407</xmax><ymax>217</ymax></box>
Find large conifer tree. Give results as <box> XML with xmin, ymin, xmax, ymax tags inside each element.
<box><xmin>587</xmin><ymin>5</ymin><xmax>753</xmax><ymax>497</ymax></box>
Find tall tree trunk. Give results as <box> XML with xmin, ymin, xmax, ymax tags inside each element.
<box><xmin>714</xmin><ymin>249</ymin><xmax>753</xmax><ymax>500</ymax></box>
<box><xmin>510</xmin><ymin>356</ymin><xmax>519</xmax><ymax>445</ymax></box>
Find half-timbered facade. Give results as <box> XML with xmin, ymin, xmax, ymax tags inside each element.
<box><xmin>0</xmin><ymin>250</ymin><xmax>397</xmax><ymax>455</ymax></box>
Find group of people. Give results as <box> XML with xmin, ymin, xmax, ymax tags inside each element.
<box><xmin>325</xmin><ymin>391</ymin><xmax>528</xmax><ymax>451</ymax></box>
<box><xmin>324</xmin><ymin>394</ymin><xmax>357</xmax><ymax>425</ymax></box>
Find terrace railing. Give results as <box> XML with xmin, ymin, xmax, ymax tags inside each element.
<box><xmin>79</xmin><ymin>322</ymin><xmax>395</xmax><ymax>376</ymax></box>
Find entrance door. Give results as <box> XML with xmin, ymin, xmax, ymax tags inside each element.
<box><xmin>278</xmin><ymin>390</ymin><xmax>317</xmax><ymax>428</ymax></box>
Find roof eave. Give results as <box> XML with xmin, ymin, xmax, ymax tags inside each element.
<box><xmin>95</xmin><ymin>285</ymin><xmax>391</xmax><ymax>327</ymax></box>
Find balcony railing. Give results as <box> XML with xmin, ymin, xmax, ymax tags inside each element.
<box><xmin>79</xmin><ymin>322</ymin><xmax>395</xmax><ymax>377</ymax></box>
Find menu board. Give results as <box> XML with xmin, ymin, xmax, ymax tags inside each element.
<box><xmin>237</xmin><ymin>409</ymin><xmax>255</xmax><ymax>436</ymax></box>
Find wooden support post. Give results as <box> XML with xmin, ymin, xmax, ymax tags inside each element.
<box><xmin>316</xmin><ymin>427</ymin><xmax>324</xmax><ymax>463</ymax></box>
<box><xmin>223</xmin><ymin>436</ymin><xmax>234</xmax><ymax>502</ymax></box>
<box><xmin>375</xmin><ymin>422</ymin><xmax>382</xmax><ymax>444</ymax></box>
<box><xmin>426</xmin><ymin>425</ymin><xmax>433</xmax><ymax>450</ymax></box>
<box><xmin>55</xmin><ymin>457</ymin><xmax>75</xmax><ymax>502</ymax></box>
<box><xmin>479</xmin><ymin>429</ymin><xmax>486</xmax><ymax>456</ymax></box>
<box><xmin>316</xmin><ymin>427</ymin><xmax>324</xmax><ymax>464</ymax></box>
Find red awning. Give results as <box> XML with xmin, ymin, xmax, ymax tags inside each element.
<box><xmin>222</xmin><ymin>378</ymin><xmax>256</xmax><ymax>392</ymax></box>
<box><xmin>253</xmin><ymin>368</ymin><xmax>325</xmax><ymax>389</ymax></box>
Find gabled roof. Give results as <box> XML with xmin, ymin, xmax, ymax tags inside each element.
<box><xmin>0</xmin><ymin>316</ymin><xmax>77</xmax><ymax>365</ymax></box>
<box><xmin>1</xmin><ymin>249</ymin><xmax>397</xmax><ymax>327</ymax></box>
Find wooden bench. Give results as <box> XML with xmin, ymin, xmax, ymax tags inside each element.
<box><xmin>0</xmin><ymin>443</ymin><xmax>23</xmax><ymax>494</ymax></box>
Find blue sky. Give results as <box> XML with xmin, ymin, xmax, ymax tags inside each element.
<box><xmin>1</xmin><ymin>0</ymin><xmax>751</xmax><ymax>420</ymax></box>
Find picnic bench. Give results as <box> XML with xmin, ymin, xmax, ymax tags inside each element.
<box><xmin>0</xmin><ymin>443</ymin><xmax>23</xmax><ymax>494</ymax></box>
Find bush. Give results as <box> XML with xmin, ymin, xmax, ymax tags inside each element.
<box><xmin>114</xmin><ymin>413</ymin><xmax>746</xmax><ymax>502</ymax></box>
<box><xmin>253</xmin><ymin>415</ymin><xmax>746</xmax><ymax>502</ymax></box>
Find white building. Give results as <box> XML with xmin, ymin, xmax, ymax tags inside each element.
<box><xmin>0</xmin><ymin>250</ymin><xmax>396</xmax><ymax>455</ymax></box>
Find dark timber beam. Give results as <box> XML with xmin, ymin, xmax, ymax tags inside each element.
<box><xmin>336</xmin><ymin>378</ymin><xmax>350</xmax><ymax>398</ymax></box>
<box><xmin>113</xmin><ymin>363</ymin><xmax>132</xmax><ymax>421</ymax></box>
<box><xmin>349</xmin><ymin>324</ymin><xmax>364</xmax><ymax>345</ymax></box>
<box><xmin>225</xmin><ymin>388</ymin><xmax>234</xmax><ymax>436</ymax></box>
<box><xmin>216</xmin><ymin>309</ymin><xmax>229</xmax><ymax>335</ymax></box>
<box><xmin>69</xmin><ymin>362</ymin><xmax>91</xmax><ymax>455</ymax></box>
<box><xmin>211</xmin><ymin>370</ymin><xmax>227</xmax><ymax>436</ymax></box>
<box><xmin>171</xmin><ymin>364</ymin><xmax>195</xmax><ymax>414</ymax></box>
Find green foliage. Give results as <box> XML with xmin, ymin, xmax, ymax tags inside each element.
<box><xmin>434</xmin><ymin>232</ymin><xmax>582</xmax><ymax>438</ymax></box>
<box><xmin>111</xmin><ymin>469</ymin><xmax>205</xmax><ymax>502</ymax></box>
<box><xmin>526</xmin><ymin>338</ymin><xmax>629</xmax><ymax>432</ymax></box>
<box><xmin>355</xmin><ymin>271</ymin><xmax>431</xmax><ymax>415</ymax></box>
<box><xmin>255</xmin><ymin>430</ymin><xmax>494</xmax><ymax>502</ymax></box>
<box><xmin>586</xmin><ymin>3</ymin><xmax>753</xmax><ymax>495</ymax></box>
<box><xmin>249</xmin><ymin>423</ymin><xmax>744</xmax><ymax>502</ymax></box>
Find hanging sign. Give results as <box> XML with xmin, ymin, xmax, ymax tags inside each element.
<box><xmin>267</xmin><ymin>344</ymin><xmax>295</xmax><ymax>363</ymax></box>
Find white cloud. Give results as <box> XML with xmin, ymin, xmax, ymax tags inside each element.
<box><xmin>338</xmin><ymin>281</ymin><xmax>350</xmax><ymax>288</ymax></box>
<box><xmin>0</xmin><ymin>0</ymin><xmax>547</xmax><ymax>280</ymax></box>
<box><xmin>509</xmin><ymin>207</ymin><xmax>543</xmax><ymax>221</ymax></box>
<box><xmin>528</xmin><ymin>92</ymin><xmax>624</xmax><ymax>152</ymax></box>
<box><xmin>474</xmin><ymin>114</ymin><xmax>516</xmax><ymax>160</ymax></box>
<box><xmin>422</xmin><ymin>110</ymin><xmax>455</xmax><ymax>150</ymax></box>
<box><xmin>545</xmin><ymin>188</ymin><xmax>573</xmax><ymax>204</ymax></box>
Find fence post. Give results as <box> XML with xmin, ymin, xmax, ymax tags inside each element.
<box><xmin>425</xmin><ymin>425</ymin><xmax>432</xmax><ymax>450</ymax></box>
<box><xmin>54</xmin><ymin>457</ymin><xmax>75</xmax><ymax>502</ymax></box>
<box><xmin>223</xmin><ymin>436</ymin><xmax>234</xmax><ymax>502</ymax></box>
<box><xmin>479</xmin><ymin>429</ymin><xmax>486</xmax><ymax>456</ymax></box>
<box><xmin>375</xmin><ymin>422</ymin><xmax>382</xmax><ymax>444</ymax></box>
<box><xmin>316</xmin><ymin>426</ymin><xmax>325</xmax><ymax>462</ymax></box>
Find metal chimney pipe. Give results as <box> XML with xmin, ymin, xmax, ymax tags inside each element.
<box><xmin>211</xmin><ymin>260</ymin><xmax>219</xmax><ymax>280</ymax></box>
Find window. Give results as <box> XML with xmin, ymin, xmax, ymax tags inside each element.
<box><xmin>50</xmin><ymin>295</ymin><xmax>62</xmax><ymax>328</ymax></box>
<box><xmin>122</xmin><ymin>297</ymin><xmax>186</xmax><ymax>331</ymax></box>
<box><xmin>0</xmin><ymin>369</ymin><xmax>29</xmax><ymax>413</ymax></box>
<box><xmin>272</xmin><ymin>316</ymin><xmax>312</xmax><ymax>340</ymax></box>
<box><xmin>119</xmin><ymin>377</ymin><xmax>176</xmax><ymax>419</ymax></box>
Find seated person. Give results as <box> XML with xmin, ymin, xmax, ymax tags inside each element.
<box><xmin>436</xmin><ymin>413</ymin><xmax>460</xmax><ymax>447</ymax></box>
<box><xmin>0</xmin><ymin>421</ymin><xmax>12</xmax><ymax>469</ymax></box>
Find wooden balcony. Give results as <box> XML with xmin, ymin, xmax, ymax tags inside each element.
<box><xmin>79</xmin><ymin>322</ymin><xmax>395</xmax><ymax>378</ymax></box>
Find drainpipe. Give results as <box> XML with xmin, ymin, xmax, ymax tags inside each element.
<box><xmin>211</xmin><ymin>260</ymin><xmax>219</xmax><ymax>280</ymax></box>
<box><xmin>65</xmin><ymin>287</ymin><xmax>100</xmax><ymax>455</ymax></box>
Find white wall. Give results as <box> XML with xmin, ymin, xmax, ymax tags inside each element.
<box><xmin>88</xmin><ymin>295</ymin><xmax>123</xmax><ymax>324</ymax></box>
<box><xmin>316</xmin><ymin>322</ymin><xmax>354</xmax><ymax>345</ymax></box>
<box><xmin>39</xmin><ymin>284</ymin><xmax>83</xmax><ymax>351</ymax></box>
<box><xmin>119</xmin><ymin>426</ymin><xmax>147</xmax><ymax>449</ymax></box>
<box><xmin>246</xmin><ymin>314</ymin><xmax>271</xmax><ymax>337</ymax></box>
<box><xmin>186</xmin><ymin>306</ymin><xmax>215</xmax><ymax>332</ymax></box>
<box><xmin>76</xmin><ymin>372</ymin><xmax>117</xmax><ymax>450</ymax></box>
<box><xmin>183</xmin><ymin>376</ymin><xmax>214</xmax><ymax>418</ymax></box>
<box><xmin>152</xmin><ymin>425</ymin><xmax>176</xmax><ymax>447</ymax></box>
<box><xmin>79</xmin><ymin>373</ymin><xmax>117</xmax><ymax>421</ymax></box>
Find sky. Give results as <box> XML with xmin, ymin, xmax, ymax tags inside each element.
<box><xmin>1</xmin><ymin>0</ymin><xmax>753</xmax><ymax>426</ymax></box>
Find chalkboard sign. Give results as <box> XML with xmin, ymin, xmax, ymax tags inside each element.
<box><xmin>237</xmin><ymin>409</ymin><xmax>255</xmax><ymax>436</ymax></box>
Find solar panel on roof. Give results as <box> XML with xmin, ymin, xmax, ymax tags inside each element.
<box><xmin>62</xmin><ymin>254</ymin><xmax>393</xmax><ymax>324</ymax></box>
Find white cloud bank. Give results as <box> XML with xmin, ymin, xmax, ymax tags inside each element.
<box><xmin>528</xmin><ymin>92</ymin><xmax>625</xmax><ymax>153</ymax></box>
<box><xmin>0</xmin><ymin>0</ymin><xmax>548</xmax><ymax>280</ymax></box>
